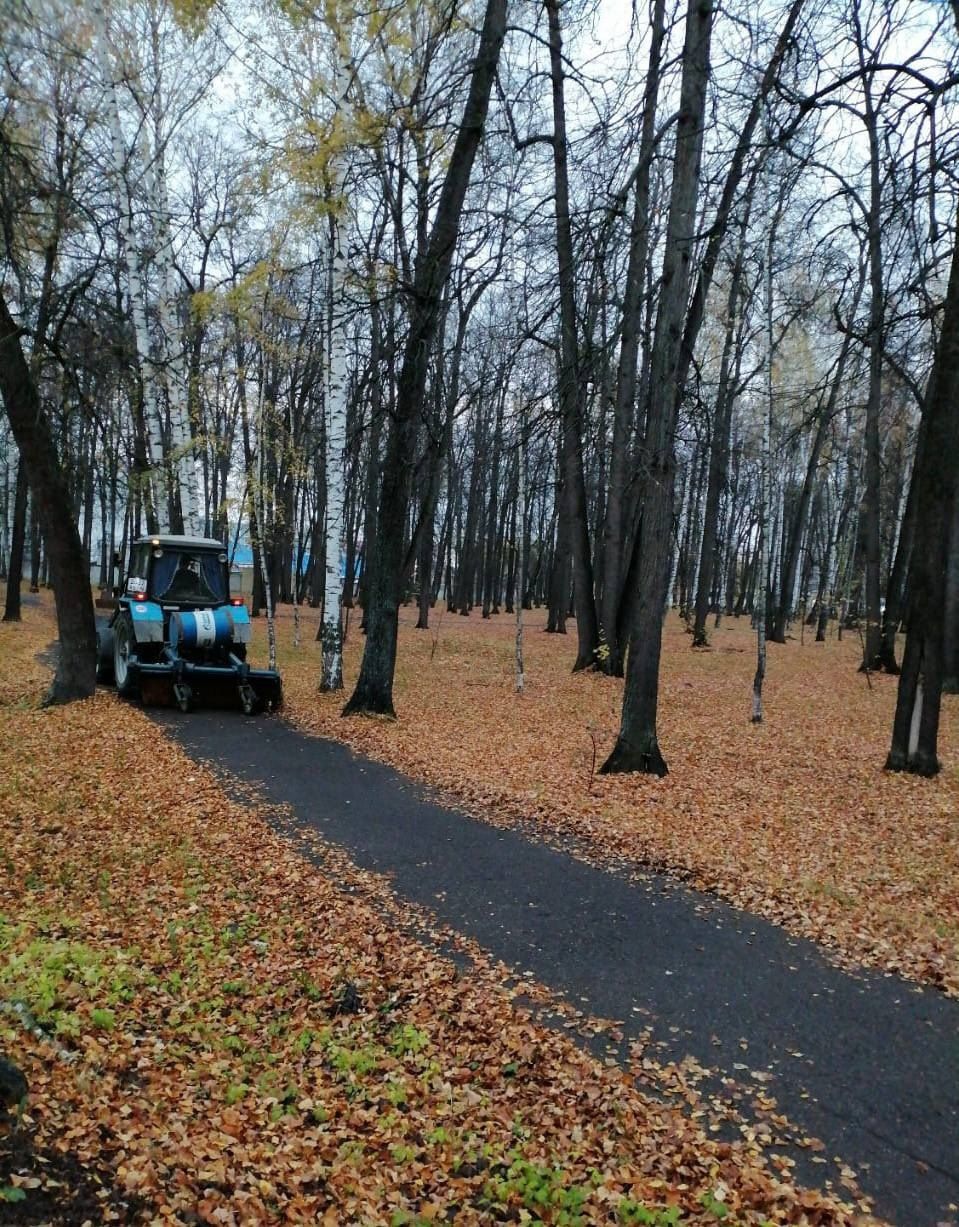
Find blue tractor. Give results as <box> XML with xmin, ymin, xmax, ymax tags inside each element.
<box><xmin>96</xmin><ymin>535</ymin><xmax>282</xmax><ymax>715</ymax></box>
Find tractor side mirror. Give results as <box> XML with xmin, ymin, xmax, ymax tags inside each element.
<box><xmin>229</xmin><ymin>568</ymin><xmax>244</xmax><ymax>598</ymax></box>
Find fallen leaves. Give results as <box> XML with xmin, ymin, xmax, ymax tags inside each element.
<box><xmin>0</xmin><ymin>596</ymin><xmax>886</xmax><ymax>1223</ymax></box>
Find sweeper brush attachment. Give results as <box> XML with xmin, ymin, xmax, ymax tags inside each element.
<box><xmin>97</xmin><ymin>535</ymin><xmax>283</xmax><ymax>716</ymax></box>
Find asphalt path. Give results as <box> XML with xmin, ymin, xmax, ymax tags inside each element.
<box><xmin>152</xmin><ymin>708</ymin><xmax>959</xmax><ymax>1225</ymax></box>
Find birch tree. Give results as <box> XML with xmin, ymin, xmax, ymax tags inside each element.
<box><xmin>88</xmin><ymin>0</ymin><xmax>168</xmax><ymax>531</ymax></box>
<box><xmin>319</xmin><ymin>45</ymin><xmax>352</xmax><ymax>693</ymax></box>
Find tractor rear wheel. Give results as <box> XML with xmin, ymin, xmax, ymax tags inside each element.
<box><xmin>113</xmin><ymin>614</ymin><xmax>139</xmax><ymax>698</ymax></box>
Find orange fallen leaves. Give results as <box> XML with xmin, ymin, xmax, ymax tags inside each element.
<box><xmin>0</xmin><ymin>596</ymin><xmax>885</xmax><ymax>1222</ymax></box>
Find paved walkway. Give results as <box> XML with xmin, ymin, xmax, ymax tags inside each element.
<box><xmin>154</xmin><ymin>709</ymin><xmax>959</xmax><ymax>1226</ymax></box>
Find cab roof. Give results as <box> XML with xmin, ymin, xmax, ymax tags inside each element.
<box><xmin>132</xmin><ymin>535</ymin><xmax>227</xmax><ymax>552</ymax></box>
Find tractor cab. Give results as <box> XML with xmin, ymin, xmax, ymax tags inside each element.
<box><xmin>124</xmin><ymin>536</ymin><xmax>232</xmax><ymax>615</ymax></box>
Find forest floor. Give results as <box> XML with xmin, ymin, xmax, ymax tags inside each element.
<box><xmin>0</xmin><ymin>593</ymin><xmax>881</xmax><ymax>1224</ymax></box>
<box><xmin>275</xmin><ymin>601</ymin><xmax>959</xmax><ymax>999</ymax></box>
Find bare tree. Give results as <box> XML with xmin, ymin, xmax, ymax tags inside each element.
<box><xmin>344</xmin><ymin>0</ymin><xmax>509</xmax><ymax>717</ymax></box>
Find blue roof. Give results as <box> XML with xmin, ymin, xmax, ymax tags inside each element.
<box><xmin>229</xmin><ymin>545</ymin><xmax>359</xmax><ymax>579</ymax></box>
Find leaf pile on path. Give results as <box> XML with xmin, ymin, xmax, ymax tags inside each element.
<box><xmin>0</xmin><ymin>603</ymin><xmax>878</xmax><ymax>1223</ymax></box>
<box><xmin>278</xmin><ymin>607</ymin><xmax>959</xmax><ymax>996</ymax></box>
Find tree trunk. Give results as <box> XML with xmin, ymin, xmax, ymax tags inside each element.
<box><xmin>0</xmin><ymin>295</ymin><xmax>96</xmax><ymax>702</ymax></box>
<box><xmin>773</xmin><ymin>283</ymin><xmax>861</xmax><ymax>643</ymax></box>
<box><xmin>2</xmin><ymin>460</ymin><xmax>27</xmax><ymax>623</ymax></box>
<box><xmin>90</xmin><ymin>0</ymin><xmax>167</xmax><ymax>531</ymax></box>
<box><xmin>943</xmin><ymin>490</ymin><xmax>959</xmax><ymax>693</ymax></box>
<box><xmin>886</xmin><ymin>199</ymin><xmax>959</xmax><ymax>775</ymax></box>
<box><xmin>344</xmin><ymin>0</ymin><xmax>508</xmax><ymax>717</ymax></box>
<box><xmin>878</xmin><ymin>412</ymin><xmax>924</xmax><ymax>671</ymax></box>
<box><xmin>599</xmin><ymin>0</ymin><xmax>665</xmax><ymax>673</ymax></box>
<box><xmin>321</xmin><ymin>136</ymin><xmax>350</xmax><ymax>690</ymax></box>
<box><xmin>546</xmin><ymin>447</ymin><xmax>570</xmax><ymax>634</ymax></box>
<box><xmin>691</xmin><ymin>217</ymin><xmax>748</xmax><ymax>645</ymax></box>
<box><xmin>481</xmin><ymin>388</ymin><xmax>505</xmax><ymax>618</ymax></box>
<box><xmin>546</xmin><ymin>0</ymin><xmax>599</xmax><ymax>671</ymax></box>
<box><xmin>600</xmin><ymin>0</ymin><xmax>714</xmax><ymax>777</ymax></box>
<box><xmin>855</xmin><ymin>12</ymin><xmax>885</xmax><ymax>673</ymax></box>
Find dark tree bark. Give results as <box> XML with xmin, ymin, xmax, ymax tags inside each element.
<box><xmin>600</xmin><ymin>0</ymin><xmax>714</xmax><ymax>777</ymax></box>
<box><xmin>545</xmin><ymin>444</ymin><xmax>570</xmax><ymax>633</ymax></box>
<box><xmin>454</xmin><ymin>407</ymin><xmax>486</xmax><ymax>615</ymax></box>
<box><xmin>358</xmin><ymin>309</ymin><xmax>385</xmax><ymax>623</ymax></box>
<box><xmin>545</xmin><ymin>0</ymin><xmax>599</xmax><ymax>670</ymax></box>
<box><xmin>691</xmin><ymin>264</ymin><xmax>742</xmax><ymax>646</ymax></box>
<box><xmin>344</xmin><ymin>0</ymin><xmax>508</xmax><ymax>717</ymax></box>
<box><xmin>600</xmin><ymin>0</ymin><xmax>666</xmax><ymax>676</ymax></box>
<box><xmin>29</xmin><ymin>492</ymin><xmax>41</xmax><ymax>592</ymax></box>
<box><xmin>773</xmin><ymin>292</ymin><xmax>860</xmax><ymax>643</ymax></box>
<box><xmin>943</xmin><ymin>490</ymin><xmax>959</xmax><ymax>693</ymax></box>
<box><xmin>0</xmin><ymin>294</ymin><xmax>95</xmax><ymax>703</ymax></box>
<box><xmin>610</xmin><ymin>0</ymin><xmax>807</xmax><ymax>661</ymax></box>
<box><xmin>856</xmin><ymin>34</ymin><xmax>885</xmax><ymax>673</ymax></box>
<box><xmin>677</xmin><ymin>0</ymin><xmax>806</xmax><ymax>396</ymax></box>
<box><xmin>481</xmin><ymin>387</ymin><xmax>505</xmax><ymax>619</ymax></box>
<box><xmin>2</xmin><ymin>460</ymin><xmax>27</xmax><ymax>622</ymax></box>
<box><xmin>420</xmin><ymin>280</ymin><xmax>482</xmax><ymax>627</ymax></box>
<box><xmin>886</xmin><ymin>199</ymin><xmax>959</xmax><ymax>775</ymax></box>
<box><xmin>412</xmin><ymin>369</ymin><xmax>449</xmax><ymax>630</ymax></box>
<box><xmin>878</xmin><ymin>412</ymin><xmax>925</xmax><ymax>671</ymax></box>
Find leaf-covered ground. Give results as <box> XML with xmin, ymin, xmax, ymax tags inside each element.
<box><xmin>1</xmin><ymin>597</ymin><xmax>881</xmax><ymax>1223</ymax></box>
<box><xmin>276</xmin><ymin>604</ymin><xmax>958</xmax><ymax>997</ymax></box>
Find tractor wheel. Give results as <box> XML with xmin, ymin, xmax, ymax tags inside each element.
<box><xmin>95</xmin><ymin>627</ymin><xmax>115</xmax><ymax>684</ymax></box>
<box><xmin>113</xmin><ymin>614</ymin><xmax>139</xmax><ymax>698</ymax></box>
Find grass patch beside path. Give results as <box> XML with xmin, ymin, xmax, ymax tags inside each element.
<box><xmin>0</xmin><ymin>597</ymin><xmax>877</xmax><ymax>1222</ymax></box>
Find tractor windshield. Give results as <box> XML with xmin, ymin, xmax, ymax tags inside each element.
<box><xmin>152</xmin><ymin>551</ymin><xmax>226</xmax><ymax>605</ymax></box>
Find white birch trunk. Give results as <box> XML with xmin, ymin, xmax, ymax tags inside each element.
<box><xmin>142</xmin><ymin>122</ymin><xmax>202</xmax><ymax>536</ymax></box>
<box><xmin>907</xmin><ymin>678</ymin><xmax>923</xmax><ymax>760</ymax></box>
<box><xmin>320</xmin><ymin>224</ymin><xmax>348</xmax><ymax>689</ymax></box>
<box><xmin>253</xmin><ymin>355</ymin><xmax>277</xmax><ymax>672</ymax></box>
<box><xmin>666</xmin><ymin>456</ymin><xmax>692</xmax><ymax>613</ymax></box>
<box><xmin>319</xmin><ymin>53</ymin><xmax>352</xmax><ymax>692</ymax></box>
<box><xmin>89</xmin><ymin>0</ymin><xmax>168</xmax><ymax>532</ymax></box>
<box><xmin>789</xmin><ymin>437</ymin><xmax>810</xmax><ymax>618</ymax></box>
<box><xmin>768</xmin><ymin>470</ymin><xmax>784</xmax><ymax>607</ymax></box>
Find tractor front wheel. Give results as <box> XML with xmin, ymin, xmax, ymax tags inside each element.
<box><xmin>95</xmin><ymin>626</ymin><xmax>115</xmax><ymax>684</ymax></box>
<box><xmin>113</xmin><ymin>614</ymin><xmax>139</xmax><ymax>698</ymax></box>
